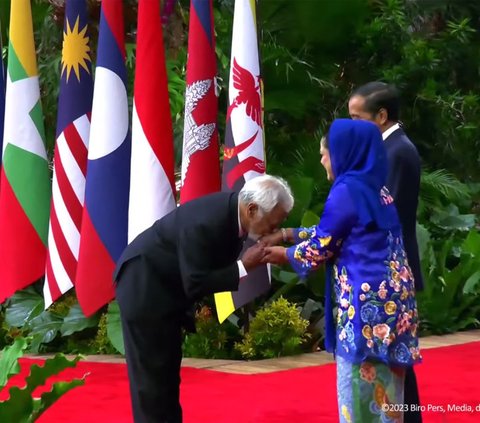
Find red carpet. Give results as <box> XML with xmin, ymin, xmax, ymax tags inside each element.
<box><xmin>1</xmin><ymin>342</ymin><xmax>478</xmax><ymax>422</ymax></box>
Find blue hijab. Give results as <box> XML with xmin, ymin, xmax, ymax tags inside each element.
<box><xmin>323</xmin><ymin>119</ymin><xmax>395</xmax><ymax>353</ymax></box>
<box><xmin>329</xmin><ymin>118</ymin><xmax>394</xmax><ymax>230</ymax></box>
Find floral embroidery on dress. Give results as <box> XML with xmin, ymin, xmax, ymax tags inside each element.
<box><xmin>298</xmin><ymin>230</ymin><xmax>310</xmax><ymax>240</ymax></box>
<box><xmin>380</xmin><ymin>186</ymin><xmax>394</xmax><ymax>205</ymax></box>
<box><xmin>333</xmin><ymin>232</ymin><xmax>421</xmax><ymax>366</ymax></box>
<box><xmin>291</xmin><ymin>227</ymin><xmax>335</xmax><ymax>271</ymax></box>
<box><xmin>296</xmin><ymin>226</ymin><xmax>316</xmax><ymax>241</ymax></box>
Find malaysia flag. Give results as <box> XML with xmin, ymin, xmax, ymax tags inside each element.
<box><xmin>43</xmin><ymin>0</ymin><xmax>93</xmax><ymax>307</ymax></box>
<box><xmin>75</xmin><ymin>0</ymin><xmax>130</xmax><ymax>316</ymax></box>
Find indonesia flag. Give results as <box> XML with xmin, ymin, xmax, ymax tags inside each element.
<box><xmin>179</xmin><ymin>0</ymin><xmax>220</xmax><ymax>204</ymax></box>
<box><xmin>44</xmin><ymin>0</ymin><xmax>93</xmax><ymax>308</ymax></box>
<box><xmin>76</xmin><ymin>0</ymin><xmax>130</xmax><ymax>316</ymax></box>
<box><xmin>128</xmin><ymin>0</ymin><xmax>176</xmax><ymax>242</ymax></box>
<box><xmin>215</xmin><ymin>0</ymin><xmax>267</xmax><ymax>323</ymax></box>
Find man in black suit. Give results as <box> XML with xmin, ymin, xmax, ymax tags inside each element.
<box><xmin>114</xmin><ymin>174</ymin><xmax>293</xmax><ymax>423</ymax></box>
<box><xmin>349</xmin><ymin>81</ymin><xmax>423</xmax><ymax>423</ymax></box>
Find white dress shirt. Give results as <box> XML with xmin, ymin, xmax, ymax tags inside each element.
<box><xmin>237</xmin><ymin>204</ymin><xmax>248</xmax><ymax>279</ymax></box>
<box><xmin>382</xmin><ymin>123</ymin><xmax>400</xmax><ymax>141</ymax></box>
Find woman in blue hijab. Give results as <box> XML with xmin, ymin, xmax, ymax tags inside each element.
<box><xmin>264</xmin><ymin>119</ymin><xmax>421</xmax><ymax>423</ymax></box>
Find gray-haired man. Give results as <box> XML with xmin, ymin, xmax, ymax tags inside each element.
<box><xmin>114</xmin><ymin>175</ymin><xmax>294</xmax><ymax>423</ymax></box>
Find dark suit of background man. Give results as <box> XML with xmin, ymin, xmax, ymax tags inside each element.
<box><xmin>349</xmin><ymin>81</ymin><xmax>424</xmax><ymax>423</ymax></box>
<box><xmin>114</xmin><ymin>175</ymin><xmax>294</xmax><ymax>423</ymax></box>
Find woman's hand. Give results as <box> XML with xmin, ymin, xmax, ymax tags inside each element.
<box><xmin>259</xmin><ymin>230</ymin><xmax>284</xmax><ymax>246</ymax></box>
<box><xmin>262</xmin><ymin>246</ymin><xmax>288</xmax><ymax>264</ymax></box>
<box><xmin>260</xmin><ymin>228</ymin><xmax>292</xmax><ymax>246</ymax></box>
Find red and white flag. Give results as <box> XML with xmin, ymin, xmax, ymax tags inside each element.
<box><xmin>129</xmin><ymin>0</ymin><xmax>176</xmax><ymax>241</ymax></box>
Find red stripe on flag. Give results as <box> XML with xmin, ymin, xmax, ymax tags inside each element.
<box><xmin>53</xmin><ymin>147</ymin><xmax>84</xmax><ymax>232</ymax></box>
<box><xmin>134</xmin><ymin>0</ymin><xmax>175</xmax><ymax>194</ymax></box>
<box><xmin>49</xmin><ymin>205</ymin><xmax>77</xmax><ymax>282</ymax></box>
<box><xmin>0</xmin><ymin>168</ymin><xmax>47</xmax><ymax>303</ymax></box>
<box><xmin>76</xmin><ymin>209</ymin><xmax>116</xmax><ymax>317</ymax></box>
<box><xmin>63</xmin><ymin>124</ymin><xmax>88</xmax><ymax>177</ymax></box>
<box><xmin>102</xmin><ymin>0</ymin><xmax>126</xmax><ymax>57</ymax></box>
<box><xmin>223</xmin><ymin>131</ymin><xmax>258</xmax><ymax>160</ymax></box>
<box><xmin>226</xmin><ymin>156</ymin><xmax>265</xmax><ymax>189</ymax></box>
<box><xmin>45</xmin><ymin>255</ymin><xmax>62</xmax><ymax>304</ymax></box>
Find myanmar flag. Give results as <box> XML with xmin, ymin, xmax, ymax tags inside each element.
<box><xmin>0</xmin><ymin>0</ymin><xmax>51</xmax><ymax>303</ymax></box>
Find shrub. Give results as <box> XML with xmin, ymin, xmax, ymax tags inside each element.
<box><xmin>183</xmin><ymin>306</ymin><xmax>241</xmax><ymax>359</ymax></box>
<box><xmin>235</xmin><ymin>297</ymin><xmax>310</xmax><ymax>359</ymax></box>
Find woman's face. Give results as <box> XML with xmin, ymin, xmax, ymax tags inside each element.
<box><xmin>320</xmin><ymin>144</ymin><xmax>334</xmax><ymax>181</ymax></box>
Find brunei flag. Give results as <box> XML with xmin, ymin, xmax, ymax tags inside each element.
<box><xmin>0</xmin><ymin>0</ymin><xmax>51</xmax><ymax>303</ymax></box>
<box><xmin>76</xmin><ymin>0</ymin><xmax>131</xmax><ymax>316</ymax></box>
<box><xmin>179</xmin><ymin>0</ymin><xmax>221</xmax><ymax>204</ymax></box>
<box><xmin>214</xmin><ymin>0</ymin><xmax>267</xmax><ymax>323</ymax></box>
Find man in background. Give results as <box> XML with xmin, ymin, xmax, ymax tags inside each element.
<box><xmin>349</xmin><ymin>81</ymin><xmax>423</xmax><ymax>423</ymax></box>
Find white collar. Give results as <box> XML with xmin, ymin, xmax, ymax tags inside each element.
<box><xmin>238</xmin><ymin>202</ymin><xmax>244</xmax><ymax>237</ymax></box>
<box><xmin>382</xmin><ymin>123</ymin><xmax>400</xmax><ymax>141</ymax></box>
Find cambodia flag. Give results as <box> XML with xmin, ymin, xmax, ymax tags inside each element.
<box><xmin>179</xmin><ymin>0</ymin><xmax>220</xmax><ymax>204</ymax></box>
<box><xmin>76</xmin><ymin>0</ymin><xmax>130</xmax><ymax>316</ymax></box>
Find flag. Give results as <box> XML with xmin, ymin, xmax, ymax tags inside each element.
<box><xmin>128</xmin><ymin>0</ymin><xmax>176</xmax><ymax>242</ymax></box>
<box><xmin>214</xmin><ymin>0</ymin><xmax>267</xmax><ymax>323</ymax></box>
<box><xmin>179</xmin><ymin>0</ymin><xmax>220</xmax><ymax>204</ymax></box>
<box><xmin>0</xmin><ymin>43</ymin><xmax>5</xmax><ymax>166</ymax></box>
<box><xmin>76</xmin><ymin>0</ymin><xmax>130</xmax><ymax>316</ymax></box>
<box><xmin>0</xmin><ymin>0</ymin><xmax>51</xmax><ymax>303</ymax></box>
<box><xmin>43</xmin><ymin>0</ymin><xmax>93</xmax><ymax>308</ymax></box>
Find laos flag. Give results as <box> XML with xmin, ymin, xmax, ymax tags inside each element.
<box><xmin>76</xmin><ymin>0</ymin><xmax>130</xmax><ymax>316</ymax></box>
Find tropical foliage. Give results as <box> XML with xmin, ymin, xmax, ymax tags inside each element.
<box><xmin>0</xmin><ymin>0</ymin><xmax>478</xmax><ymax>355</ymax></box>
<box><xmin>0</xmin><ymin>337</ymin><xmax>86</xmax><ymax>422</ymax></box>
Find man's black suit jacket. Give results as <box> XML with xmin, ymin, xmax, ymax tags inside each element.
<box><xmin>384</xmin><ymin>127</ymin><xmax>424</xmax><ymax>290</ymax></box>
<box><xmin>114</xmin><ymin>191</ymin><xmax>244</xmax><ymax>326</ymax></box>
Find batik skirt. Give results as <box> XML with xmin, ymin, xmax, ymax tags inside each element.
<box><xmin>337</xmin><ymin>356</ymin><xmax>406</xmax><ymax>423</ymax></box>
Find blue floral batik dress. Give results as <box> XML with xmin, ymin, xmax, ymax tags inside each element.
<box><xmin>287</xmin><ymin>184</ymin><xmax>422</xmax><ymax>423</ymax></box>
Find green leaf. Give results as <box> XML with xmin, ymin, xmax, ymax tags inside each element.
<box><xmin>24</xmin><ymin>354</ymin><xmax>82</xmax><ymax>395</ymax></box>
<box><xmin>274</xmin><ymin>270</ymin><xmax>298</xmax><ymax>285</ymax></box>
<box><xmin>60</xmin><ymin>304</ymin><xmax>100</xmax><ymax>337</ymax></box>
<box><xmin>462</xmin><ymin>229</ymin><xmax>480</xmax><ymax>257</ymax></box>
<box><xmin>32</xmin><ymin>377</ymin><xmax>87</xmax><ymax>421</ymax></box>
<box><xmin>463</xmin><ymin>271</ymin><xmax>480</xmax><ymax>294</ymax></box>
<box><xmin>0</xmin><ymin>386</ymin><xmax>34</xmax><ymax>423</ymax></box>
<box><xmin>430</xmin><ymin>205</ymin><xmax>476</xmax><ymax>231</ymax></box>
<box><xmin>283</xmin><ymin>176</ymin><xmax>314</xmax><ymax>227</ymax></box>
<box><xmin>27</xmin><ymin>312</ymin><xmax>63</xmax><ymax>352</ymax></box>
<box><xmin>5</xmin><ymin>288</ymin><xmax>44</xmax><ymax>328</ymax></box>
<box><xmin>301</xmin><ymin>210</ymin><xmax>320</xmax><ymax>227</ymax></box>
<box><xmin>106</xmin><ymin>301</ymin><xmax>125</xmax><ymax>355</ymax></box>
<box><xmin>0</xmin><ymin>338</ymin><xmax>28</xmax><ymax>389</ymax></box>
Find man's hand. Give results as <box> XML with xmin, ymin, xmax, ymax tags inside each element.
<box><xmin>241</xmin><ymin>242</ymin><xmax>267</xmax><ymax>272</ymax></box>
<box><xmin>262</xmin><ymin>246</ymin><xmax>288</xmax><ymax>265</ymax></box>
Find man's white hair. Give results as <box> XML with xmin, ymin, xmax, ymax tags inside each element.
<box><xmin>239</xmin><ymin>174</ymin><xmax>294</xmax><ymax>214</ymax></box>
